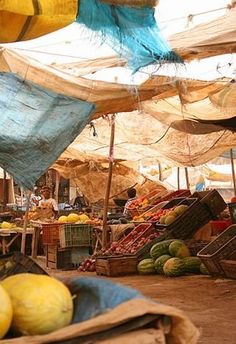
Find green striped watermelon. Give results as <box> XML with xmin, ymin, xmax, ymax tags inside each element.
<box><xmin>183</xmin><ymin>257</ymin><xmax>201</xmax><ymax>273</ymax></box>
<box><xmin>150</xmin><ymin>239</ymin><xmax>174</xmax><ymax>260</ymax></box>
<box><xmin>200</xmin><ymin>263</ymin><xmax>210</xmax><ymax>275</ymax></box>
<box><xmin>169</xmin><ymin>240</ymin><xmax>190</xmax><ymax>258</ymax></box>
<box><xmin>163</xmin><ymin>257</ymin><xmax>185</xmax><ymax>277</ymax></box>
<box><xmin>137</xmin><ymin>258</ymin><xmax>155</xmax><ymax>275</ymax></box>
<box><xmin>154</xmin><ymin>255</ymin><xmax>172</xmax><ymax>274</ymax></box>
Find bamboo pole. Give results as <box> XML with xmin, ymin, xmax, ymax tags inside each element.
<box><xmin>230</xmin><ymin>149</ymin><xmax>236</xmax><ymax>195</ymax></box>
<box><xmin>185</xmin><ymin>167</ymin><xmax>190</xmax><ymax>190</ymax></box>
<box><xmin>102</xmin><ymin>115</ymin><xmax>116</xmax><ymax>249</ymax></box>
<box><xmin>177</xmin><ymin>167</ymin><xmax>180</xmax><ymax>190</ymax></box>
<box><xmin>21</xmin><ymin>192</ymin><xmax>30</xmax><ymax>254</ymax></box>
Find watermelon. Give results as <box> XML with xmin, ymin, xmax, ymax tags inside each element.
<box><xmin>169</xmin><ymin>240</ymin><xmax>190</xmax><ymax>258</ymax></box>
<box><xmin>154</xmin><ymin>255</ymin><xmax>172</xmax><ymax>274</ymax></box>
<box><xmin>137</xmin><ymin>258</ymin><xmax>155</xmax><ymax>275</ymax></box>
<box><xmin>150</xmin><ymin>239</ymin><xmax>174</xmax><ymax>259</ymax></box>
<box><xmin>183</xmin><ymin>257</ymin><xmax>201</xmax><ymax>273</ymax></box>
<box><xmin>163</xmin><ymin>257</ymin><xmax>185</xmax><ymax>277</ymax></box>
<box><xmin>200</xmin><ymin>263</ymin><xmax>210</xmax><ymax>275</ymax></box>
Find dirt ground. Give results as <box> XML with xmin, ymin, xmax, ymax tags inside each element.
<box><xmin>37</xmin><ymin>258</ymin><xmax>236</xmax><ymax>344</ymax></box>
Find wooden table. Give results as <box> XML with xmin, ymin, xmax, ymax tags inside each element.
<box><xmin>0</xmin><ymin>228</ymin><xmax>33</xmax><ymax>255</ymax></box>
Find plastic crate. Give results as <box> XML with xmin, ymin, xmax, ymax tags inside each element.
<box><xmin>192</xmin><ymin>190</ymin><xmax>227</xmax><ymax>219</ymax></box>
<box><xmin>155</xmin><ymin>198</ymin><xmax>212</xmax><ymax>240</ymax></box>
<box><xmin>96</xmin><ymin>255</ymin><xmax>138</xmax><ymax>277</ymax></box>
<box><xmin>41</xmin><ymin>222</ymin><xmax>64</xmax><ymax>245</ymax></box>
<box><xmin>197</xmin><ymin>225</ymin><xmax>236</xmax><ymax>275</ymax></box>
<box><xmin>45</xmin><ymin>245</ymin><xmax>90</xmax><ymax>269</ymax></box>
<box><xmin>59</xmin><ymin>224</ymin><xmax>93</xmax><ymax>248</ymax></box>
<box><xmin>0</xmin><ymin>252</ymin><xmax>48</xmax><ymax>280</ymax></box>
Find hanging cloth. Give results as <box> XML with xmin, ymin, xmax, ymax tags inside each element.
<box><xmin>76</xmin><ymin>0</ymin><xmax>181</xmax><ymax>71</ymax></box>
<box><xmin>0</xmin><ymin>72</ymin><xmax>95</xmax><ymax>189</ymax></box>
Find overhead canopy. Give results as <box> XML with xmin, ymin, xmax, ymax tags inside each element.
<box><xmin>169</xmin><ymin>7</ymin><xmax>236</xmax><ymax>61</ymax></box>
<box><xmin>1</xmin><ymin>48</ymin><xmax>235</xmax><ymax>170</ymax></box>
<box><xmin>52</xmin><ymin>158</ymin><xmax>165</xmax><ymax>203</ymax></box>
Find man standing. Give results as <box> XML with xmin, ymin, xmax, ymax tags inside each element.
<box><xmin>39</xmin><ymin>186</ymin><xmax>58</xmax><ymax>215</ymax></box>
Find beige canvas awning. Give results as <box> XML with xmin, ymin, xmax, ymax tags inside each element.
<box><xmin>170</xmin><ymin>7</ymin><xmax>236</xmax><ymax>61</ymax></box>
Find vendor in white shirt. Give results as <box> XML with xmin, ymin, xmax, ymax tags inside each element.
<box><xmin>39</xmin><ymin>186</ymin><xmax>58</xmax><ymax>215</ymax></box>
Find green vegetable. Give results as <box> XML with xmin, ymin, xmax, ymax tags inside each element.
<box><xmin>154</xmin><ymin>255</ymin><xmax>172</xmax><ymax>274</ymax></box>
<box><xmin>150</xmin><ymin>239</ymin><xmax>174</xmax><ymax>259</ymax></box>
<box><xmin>163</xmin><ymin>257</ymin><xmax>185</xmax><ymax>277</ymax></box>
<box><xmin>137</xmin><ymin>258</ymin><xmax>156</xmax><ymax>275</ymax></box>
<box><xmin>183</xmin><ymin>256</ymin><xmax>201</xmax><ymax>273</ymax></box>
<box><xmin>169</xmin><ymin>240</ymin><xmax>190</xmax><ymax>258</ymax></box>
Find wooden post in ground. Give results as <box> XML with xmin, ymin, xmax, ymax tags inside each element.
<box><xmin>185</xmin><ymin>167</ymin><xmax>190</xmax><ymax>190</ymax></box>
<box><xmin>102</xmin><ymin>115</ymin><xmax>116</xmax><ymax>249</ymax></box>
<box><xmin>230</xmin><ymin>149</ymin><xmax>236</xmax><ymax>195</ymax></box>
<box><xmin>21</xmin><ymin>192</ymin><xmax>30</xmax><ymax>255</ymax></box>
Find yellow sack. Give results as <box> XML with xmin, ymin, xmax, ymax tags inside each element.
<box><xmin>0</xmin><ymin>0</ymin><xmax>78</xmax><ymax>43</ymax></box>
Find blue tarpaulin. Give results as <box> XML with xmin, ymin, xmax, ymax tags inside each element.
<box><xmin>68</xmin><ymin>276</ymin><xmax>144</xmax><ymax>323</ymax></box>
<box><xmin>0</xmin><ymin>72</ymin><xmax>95</xmax><ymax>189</ymax></box>
<box><xmin>76</xmin><ymin>0</ymin><xmax>181</xmax><ymax>72</ymax></box>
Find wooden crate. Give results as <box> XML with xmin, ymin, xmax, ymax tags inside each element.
<box><xmin>0</xmin><ymin>252</ymin><xmax>48</xmax><ymax>280</ymax></box>
<box><xmin>96</xmin><ymin>256</ymin><xmax>138</xmax><ymax>277</ymax></box>
<box><xmin>45</xmin><ymin>245</ymin><xmax>90</xmax><ymax>269</ymax></box>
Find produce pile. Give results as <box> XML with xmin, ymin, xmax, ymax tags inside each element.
<box><xmin>137</xmin><ymin>239</ymin><xmax>209</xmax><ymax>277</ymax></box>
<box><xmin>57</xmin><ymin>213</ymin><xmax>101</xmax><ymax>226</ymax></box>
<box><xmin>0</xmin><ymin>222</ymin><xmax>17</xmax><ymax>230</ymax></box>
<box><xmin>95</xmin><ymin>224</ymin><xmax>161</xmax><ymax>256</ymax></box>
<box><xmin>133</xmin><ymin>204</ymin><xmax>189</xmax><ymax>225</ymax></box>
<box><xmin>78</xmin><ymin>258</ymin><xmax>96</xmax><ymax>272</ymax></box>
<box><xmin>0</xmin><ymin>273</ymin><xmax>73</xmax><ymax>339</ymax></box>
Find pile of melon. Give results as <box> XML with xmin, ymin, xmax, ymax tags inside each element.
<box><xmin>0</xmin><ymin>222</ymin><xmax>16</xmax><ymax>230</ymax></box>
<box><xmin>57</xmin><ymin>213</ymin><xmax>90</xmax><ymax>224</ymax></box>
<box><xmin>137</xmin><ymin>239</ymin><xmax>209</xmax><ymax>277</ymax></box>
<box><xmin>0</xmin><ymin>273</ymin><xmax>73</xmax><ymax>339</ymax></box>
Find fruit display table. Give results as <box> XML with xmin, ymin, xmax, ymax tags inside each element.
<box><xmin>0</xmin><ymin>228</ymin><xmax>34</xmax><ymax>255</ymax></box>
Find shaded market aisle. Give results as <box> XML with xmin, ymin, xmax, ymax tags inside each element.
<box><xmin>37</xmin><ymin>258</ymin><xmax>236</xmax><ymax>344</ymax></box>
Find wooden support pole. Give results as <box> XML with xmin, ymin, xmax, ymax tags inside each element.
<box><xmin>21</xmin><ymin>193</ymin><xmax>30</xmax><ymax>255</ymax></box>
<box><xmin>102</xmin><ymin>115</ymin><xmax>116</xmax><ymax>249</ymax></box>
<box><xmin>55</xmin><ymin>171</ymin><xmax>60</xmax><ymax>204</ymax></box>
<box><xmin>177</xmin><ymin>167</ymin><xmax>180</xmax><ymax>190</ymax></box>
<box><xmin>230</xmin><ymin>149</ymin><xmax>236</xmax><ymax>195</ymax></box>
<box><xmin>3</xmin><ymin>170</ymin><xmax>7</xmax><ymax>211</ymax></box>
<box><xmin>158</xmin><ymin>162</ymin><xmax>162</xmax><ymax>181</ymax></box>
<box><xmin>185</xmin><ymin>167</ymin><xmax>190</xmax><ymax>190</ymax></box>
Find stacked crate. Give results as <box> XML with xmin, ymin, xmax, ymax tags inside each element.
<box><xmin>42</xmin><ymin>223</ymin><xmax>93</xmax><ymax>269</ymax></box>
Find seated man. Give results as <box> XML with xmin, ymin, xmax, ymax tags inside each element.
<box><xmin>123</xmin><ymin>188</ymin><xmax>137</xmax><ymax>219</ymax></box>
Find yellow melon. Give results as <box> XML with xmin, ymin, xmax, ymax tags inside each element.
<box><xmin>1</xmin><ymin>273</ymin><xmax>73</xmax><ymax>336</ymax></box>
<box><xmin>67</xmin><ymin>213</ymin><xmax>80</xmax><ymax>223</ymax></box>
<box><xmin>0</xmin><ymin>284</ymin><xmax>13</xmax><ymax>339</ymax></box>
<box><xmin>78</xmin><ymin>214</ymin><xmax>90</xmax><ymax>223</ymax></box>
<box><xmin>57</xmin><ymin>216</ymin><xmax>68</xmax><ymax>223</ymax></box>
<box><xmin>1</xmin><ymin>221</ymin><xmax>13</xmax><ymax>229</ymax></box>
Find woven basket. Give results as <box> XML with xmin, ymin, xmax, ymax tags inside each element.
<box><xmin>101</xmin><ymin>0</ymin><xmax>159</xmax><ymax>7</ymax></box>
